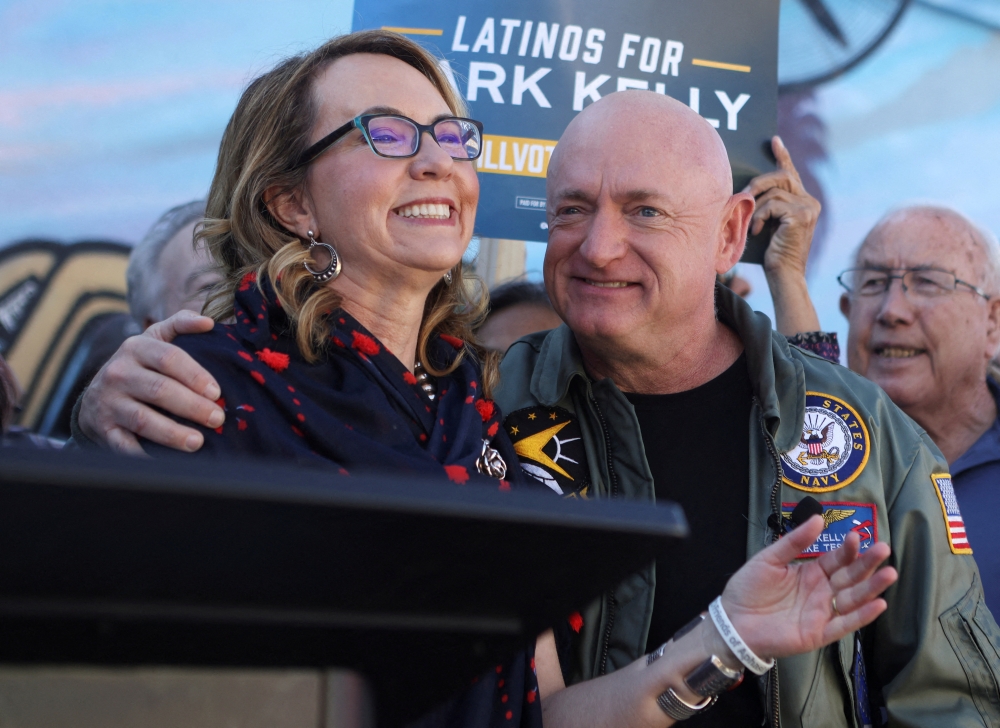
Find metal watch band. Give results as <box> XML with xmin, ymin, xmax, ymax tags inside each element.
<box><xmin>655</xmin><ymin>688</ymin><xmax>717</xmax><ymax>720</ymax></box>
<box><xmin>684</xmin><ymin>654</ymin><xmax>745</xmax><ymax>697</ymax></box>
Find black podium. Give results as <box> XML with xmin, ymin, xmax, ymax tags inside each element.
<box><xmin>0</xmin><ymin>449</ymin><xmax>686</xmax><ymax>726</ymax></box>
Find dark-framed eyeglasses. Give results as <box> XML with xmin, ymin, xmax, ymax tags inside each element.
<box><xmin>294</xmin><ymin>114</ymin><xmax>484</xmax><ymax>169</ymax></box>
<box><xmin>837</xmin><ymin>267</ymin><xmax>991</xmax><ymax>300</ymax></box>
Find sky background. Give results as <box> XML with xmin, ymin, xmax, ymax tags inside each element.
<box><xmin>3</xmin><ymin>0</ymin><xmax>999</xmax><ymax>361</ymax></box>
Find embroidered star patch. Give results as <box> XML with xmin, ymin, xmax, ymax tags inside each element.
<box><xmin>504</xmin><ymin>406</ymin><xmax>590</xmax><ymax>497</ymax></box>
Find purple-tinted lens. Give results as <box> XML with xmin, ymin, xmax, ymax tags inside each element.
<box><xmin>366</xmin><ymin>117</ymin><xmax>418</xmax><ymax>156</ymax></box>
<box><xmin>434</xmin><ymin>118</ymin><xmax>480</xmax><ymax>159</ymax></box>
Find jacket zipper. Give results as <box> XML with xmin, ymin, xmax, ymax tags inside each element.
<box><xmin>590</xmin><ymin>393</ymin><xmax>620</xmax><ymax>676</ymax></box>
<box><xmin>756</xmin><ymin>397</ymin><xmax>783</xmax><ymax>728</ymax></box>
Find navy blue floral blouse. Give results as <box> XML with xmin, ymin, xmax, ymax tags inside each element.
<box><xmin>145</xmin><ymin>272</ymin><xmax>545</xmax><ymax>728</ymax></box>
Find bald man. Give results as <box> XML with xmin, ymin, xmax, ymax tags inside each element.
<box><xmin>495</xmin><ymin>92</ymin><xmax>1000</xmax><ymax>726</ymax></box>
<box><xmin>74</xmin><ymin>92</ymin><xmax>1000</xmax><ymax>726</ymax></box>
<box><xmin>839</xmin><ymin>206</ymin><xmax>1000</xmax><ymax>604</ymax></box>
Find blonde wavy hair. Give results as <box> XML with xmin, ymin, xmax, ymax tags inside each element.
<box><xmin>199</xmin><ymin>30</ymin><xmax>498</xmax><ymax>395</ymax></box>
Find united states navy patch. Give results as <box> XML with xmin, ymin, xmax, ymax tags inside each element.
<box><xmin>782</xmin><ymin>392</ymin><xmax>870</xmax><ymax>493</ymax></box>
<box><xmin>782</xmin><ymin>501</ymin><xmax>877</xmax><ymax>558</ymax></box>
<box><xmin>504</xmin><ymin>406</ymin><xmax>591</xmax><ymax>498</ymax></box>
<box><xmin>931</xmin><ymin>473</ymin><xmax>972</xmax><ymax>555</ymax></box>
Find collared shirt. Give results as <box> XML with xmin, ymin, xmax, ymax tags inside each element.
<box><xmin>953</xmin><ymin>377</ymin><xmax>1000</xmax><ymax>611</ymax></box>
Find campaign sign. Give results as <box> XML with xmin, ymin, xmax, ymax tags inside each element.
<box><xmin>352</xmin><ymin>0</ymin><xmax>779</xmax><ymax>242</ymax></box>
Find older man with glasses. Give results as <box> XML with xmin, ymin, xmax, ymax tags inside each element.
<box><xmin>756</xmin><ymin>198</ymin><xmax>1000</xmax><ymax>607</ymax></box>
<box><xmin>837</xmin><ymin>206</ymin><xmax>1000</xmax><ymax>606</ymax></box>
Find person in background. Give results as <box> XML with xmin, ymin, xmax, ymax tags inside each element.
<box><xmin>717</xmin><ymin>267</ymin><xmax>752</xmax><ymax>298</ymax></box>
<box><xmin>62</xmin><ymin>202</ymin><xmax>218</xmax><ymax>441</ymax></box>
<box><xmin>127</xmin><ymin>200</ymin><xmax>222</xmax><ymax>329</ymax></box>
<box><xmin>477</xmin><ymin>280</ymin><xmax>562</xmax><ymax>354</ymax></box>
<box><xmin>743</xmin><ymin>135</ymin><xmax>840</xmax><ymax>363</ymax></box>
<box><xmin>838</xmin><ymin>206</ymin><xmax>1000</xmax><ymax>607</ymax></box>
<box><xmin>737</xmin><ymin>164</ymin><xmax>1000</xmax><ymax>611</ymax></box>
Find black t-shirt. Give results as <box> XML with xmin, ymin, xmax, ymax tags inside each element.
<box><xmin>625</xmin><ymin>352</ymin><xmax>764</xmax><ymax>727</ymax></box>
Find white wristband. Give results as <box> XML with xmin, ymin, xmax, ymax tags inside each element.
<box><xmin>708</xmin><ymin>596</ymin><xmax>775</xmax><ymax>676</ymax></box>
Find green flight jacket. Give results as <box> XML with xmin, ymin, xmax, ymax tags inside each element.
<box><xmin>495</xmin><ymin>284</ymin><xmax>1000</xmax><ymax>727</ymax></box>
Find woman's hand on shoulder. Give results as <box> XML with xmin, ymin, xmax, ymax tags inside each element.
<box><xmin>79</xmin><ymin>310</ymin><xmax>225</xmax><ymax>455</ymax></box>
<box><xmin>720</xmin><ymin>515</ymin><xmax>897</xmax><ymax>661</ymax></box>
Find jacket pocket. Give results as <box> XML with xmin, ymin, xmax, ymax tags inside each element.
<box><xmin>940</xmin><ymin>576</ymin><xmax>1000</xmax><ymax>726</ymax></box>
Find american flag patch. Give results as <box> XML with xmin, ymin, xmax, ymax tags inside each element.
<box><xmin>931</xmin><ymin>473</ymin><xmax>973</xmax><ymax>555</ymax></box>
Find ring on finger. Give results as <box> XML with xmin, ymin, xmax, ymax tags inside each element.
<box><xmin>832</xmin><ymin>595</ymin><xmax>841</xmax><ymax>616</ymax></box>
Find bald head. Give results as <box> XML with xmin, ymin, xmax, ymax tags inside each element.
<box><xmin>858</xmin><ymin>205</ymin><xmax>1000</xmax><ymax>295</ymax></box>
<box><xmin>549</xmin><ymin>91</ymin><xmax>733</xmax><ymax>205</ymax></box>
<box><xmin>542</xmin><ymin>90</ymin><xmax>754</xmax><ymax>391</ymax></box>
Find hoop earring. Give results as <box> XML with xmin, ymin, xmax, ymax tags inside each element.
<box><xmin>443</xmin><ymin>270</ymin><xmax>453</xmax><ymax>285</ymax></box>
<box><xmin>303</xmin><ymin>230</ymin><xmax>341</xmax><ymax>283</ymax></box>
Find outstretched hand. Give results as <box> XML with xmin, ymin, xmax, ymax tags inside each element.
<box><xmin>720</xmin><ymin>515</ymin><xmax>897</xmax><ymax>660</ymax></box>
<box><xmin>78</xmin><ymin>310</ymin><xmax>223</xmax><ymax>455</ymax></box>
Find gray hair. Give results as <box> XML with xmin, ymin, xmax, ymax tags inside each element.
<box><xmin>127</xmin><ymin>200</ymin><xmax>206</xmax><ymax>324</ymax></box>
<box><xmin>856</xmin><ymin>205</ymin><xmax>1000</xmax><ymax>295</ymax></box>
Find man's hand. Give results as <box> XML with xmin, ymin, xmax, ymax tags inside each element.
<box><xmin>78</xmin><ymin>310</ymin><xmax>224</xmax><ymax>455</ymax></box>
<box><xmin>744</xmin><ymin>136</ymin><xmax>823</xmax><ymax>335</ymax></box>
<box><xmin>719</xmin><ymin>515</ymin><xmax>897</xmax><ymax>660</ymax></box>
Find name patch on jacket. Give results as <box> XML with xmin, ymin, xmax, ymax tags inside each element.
<box><xmin>504</xmin><ymin>406</ymin><xmax>591</xmax><ymax>497</ymax></box>
<box><xmin>782</xmin><ymin>501</ymin><xmax>878</xmax><ymax>557</ymax></box>
<box><xmin>781</xmin><ymin>392</ymin><xmax>870</xmax><ymax>493</ymax></box>
<box><xmin>931</xmin><ymin>473</ymin><xmax>973</xmax><ymax>555</ymax></box>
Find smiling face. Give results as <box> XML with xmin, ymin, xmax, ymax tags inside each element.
<box><xmin>293</xmin><ymin>53</ymin><xmax>479</xmax><ymax>289</ymax></box>
<box><xmin>543</xmin><ymin>92</ymin><xmax>751</xmax><ymax>356</ymax></box>
<box><xmin>841</xmin><ymin>208</ymin><xmax>1000</xmax><ymax>414</ymax></box>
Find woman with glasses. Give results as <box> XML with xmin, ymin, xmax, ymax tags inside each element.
<box><xmin>78</xmin><ymin>29</ymin><xmax>896</xmax><ymax>728</ymax></box>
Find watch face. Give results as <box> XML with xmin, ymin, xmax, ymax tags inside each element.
<box><xmin>684</xmin><ymin>656</ymin><xmax>745</xmax><ymax>698</ymax></box>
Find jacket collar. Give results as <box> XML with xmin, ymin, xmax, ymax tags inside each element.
<box><xmin>530</xmin><ymin>282</ymin><xmax>805</xmax><ymax>452</ymax></box>
<box><xmin>531</xmin><ymin>322</ymin><xmax>589</xmax><ymax>406</ymax></box>
<box><xmin>951</xmin><ymin>377</ymin><xmax>1000</xmax><ymax>476</ymax></box>
<box><xmin>715</xmin><ymin>283</ymin><xmax>806</xmax><ymax>452</ymax></box>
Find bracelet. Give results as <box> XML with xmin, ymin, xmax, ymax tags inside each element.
<box><xmin>655</xmin><ymin>688</ymin><xmax>716</xmax><ymax>720</ymax></box>
<box><xmin>708</xmin><ymin>596</ymin><xmax>775</xmax><ymax>676</ymax></box>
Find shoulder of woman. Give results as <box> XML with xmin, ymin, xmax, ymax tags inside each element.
<box><xmin>170</xmin><ymin>324</ymin><xmax>278</xmax><ymax>380</ymax></box>
<box><xmin>171</xmin><ymin>323</ymin><xmax>245</xmax><ymax>358</ymax></box>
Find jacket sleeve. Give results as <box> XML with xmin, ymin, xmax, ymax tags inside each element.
<box><xmin>873</xmin><ymin>426</ymin><xmax>1000</xmax><ymax>727</ymax></box>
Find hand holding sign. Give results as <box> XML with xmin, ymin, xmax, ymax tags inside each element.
<box><xmin>744</xmin><ymin>135</ymin><xmax>823</xmax><ymax>334</ymax></box>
